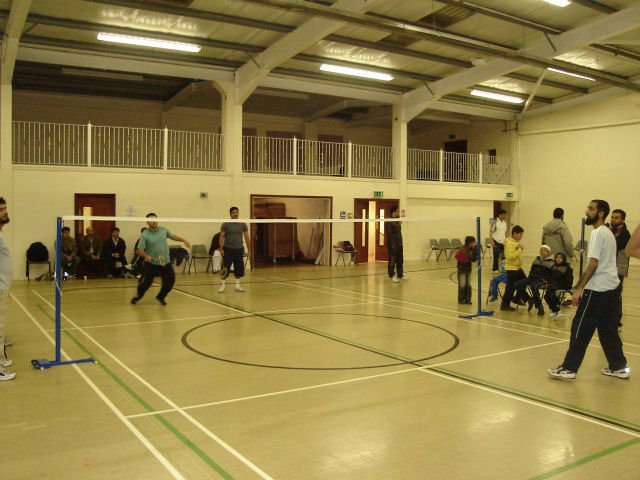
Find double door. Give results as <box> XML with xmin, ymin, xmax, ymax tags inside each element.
<box><xmin>353</xmin><ymin>199</ymin><xmax>399</xmax><ymax>264</ymax></box>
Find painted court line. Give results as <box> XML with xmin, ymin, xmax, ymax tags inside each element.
<box><xmin>11</xmin><ymin>293</ymin><xmax>187</xmax><ymax>480</ymax></box>
<box><xmin>32</xmin><ymin>290</ymin><xmax>274</xmax><ymax>480</ymax></box>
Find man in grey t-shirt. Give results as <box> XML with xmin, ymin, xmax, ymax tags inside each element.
<box><xmin>219</xmin><ymin>206</ymin><xmax>251</xmax><ymax>293</ymax></box>
<box><xmin>0</xmin><ymin>197</ymin><xmax>16</xmax><ymax>380</ymax></box>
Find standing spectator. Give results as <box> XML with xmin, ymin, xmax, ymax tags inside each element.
<box><xmin>103</xmin><ymin>227</ymin><xmax>127</xmax><ymax>278</ymax></box>
<box><xmin>219</xmin><ymin>207</ymin><xmax>251</xmax><ymax>293</ymax></box>
<box><xmin>455</xmin><ymin>236</ymin><xmax>477</xmax><ymax>304</ymax></box>
<box><xmin>385</xmin><ymin>205</ymin><xmax>404</xmax><ymax>283</ymax></box>
<box><xmin>0</xmin><ymin>197</ymin><xmax>16</xmax><ymax>380</ymax></box>
<box><xmin>609</xmin><ymin>209</ymin><xmax>630</xmax><ymax>329</ymax></box>
<box><xmin>544</xmin><ymin>253</ymin><xmax>573</xmax><ymax>319</ymax></box>
<box><xmin>500</xmin><ymin>225</ymin><xmax>526</xmax><ymax>312</ymax></box>
<box><xmin>542</xmin><ymin>208</ymin><xmax>574</xmax><ymax>260</ymax></box>
<box><xmin>60</xmin><ymin>226</ymin><xmax>80</xmax><ymax>277</ymax></box>
<box><xmin>548</xmin><ymin>199</ymin><xmax>629</xmax><ymax>380</ymax></box>
<box><xmin>209</xmin><ymin>231</ymin><xmax>222</xmax><ymax>273</ymax></box>
<box><xmin>490</xmin><ymin>209</ymin><xmax>508</xmax><ymax>273</ymax></box>
<box><xmin>81</xmin><ymin>226</ymin><xmax>103</xmax><ymax>276</ymax></box>
<box><xmin>131</xmin><ymin>213</ymin><xmax>191</xmax><ymax>306</ymax></box>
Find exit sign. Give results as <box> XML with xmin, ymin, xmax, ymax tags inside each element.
<box><xmin>506</xmin><ymin>192</ymin><xmax>513</xmax><ymax>198</ymax></box>
<box><xmin>373</xmin><ymin>191</ymin><xmax>384</xmax><ymax>198</ymax></box>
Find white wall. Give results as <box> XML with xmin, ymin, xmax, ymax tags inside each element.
<box><xmin>517</xmin><ymin>93</ymin><xmax>640</xmax><ymax>254</ymax></box>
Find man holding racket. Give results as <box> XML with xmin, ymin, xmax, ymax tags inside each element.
<box><xmin>131</xmin><ymin>213</ymin><xmax>191</xmax><ymax>306</ymax></box>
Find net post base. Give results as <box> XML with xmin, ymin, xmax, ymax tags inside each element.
<box><xmin>31</xmin><ymin>357</ymin><xmax>96</xmax><ymax>370</ymax></box>
<box><xmin>459</xmin><ymin>310</ymin><xmax>494</xmax><ymax>320</ymax></box>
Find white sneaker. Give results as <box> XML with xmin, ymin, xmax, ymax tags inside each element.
<box><xmin>0</xmin><ymin>358</ymin><xmax>12</xmax><ymax>368</ymax></box>
<box><xmin>235</xmin><ymin>285</ymin><xmax>245</xmax><ymax>292</ymax></box>
<box><xmin>0</xmin><ymin>367</ymin><xmax>16</xmax><ymax>381</ymax></box>
<box><xmin>218</xmin><ymin>284</ymin><xmax>225</xmax><ymax>293</ymax></box>
<box><xmin>547</xmin><ymin>366</ymin><xmax>576</xmax><ymax>379</ymax></box>
<box><xmin>601</xmin><ymin>367</ymin><xmax>630</xmax><ymax>379</ymax></box>
<box><xmin>549</xmin><ymin>311</ymin><xmax>566</xmax><ymax>319</ymax></box>
<box><xmin>391</xmin><ymin>277</ymin><xmax>400</xmax><ymax>283</ymax></box>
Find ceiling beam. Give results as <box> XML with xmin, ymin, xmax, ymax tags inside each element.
<box><xmin>304</xmin><ymin>99</ymin><xmax>378</xmax><ymax>122</ymax></box>
<box><xmin>1</xmin><ymin>0</ymin><xmax>32</xmax><ymax>83</ymax></box>
<box><xmin>235</xmin><ymin>0</ymin><xmax>385</xmax><ymax>104</ymax></box>
<box><xmin>401</xmin><ymin>3</ymin><xmax>640</xmax><ymax>121</ymax></box>
<box><xmin>163</xmin><ymin>81</ymin><xmax>211</xmax><ymax>111</ymax></box>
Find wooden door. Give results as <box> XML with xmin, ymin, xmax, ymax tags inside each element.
<box><xmin>74</xmin><ymin>194</ymin><xmax>116</xmax><ymax>246</ymax></box>
<box><xmin>353</xmin><ymin>199</ymin><xmax>369</xmax><ymax>264</ymax></box>
<box><xmin>374</xmin><ymin>199</ymin><xmax>399</xmax><ymax>261</ymax></box>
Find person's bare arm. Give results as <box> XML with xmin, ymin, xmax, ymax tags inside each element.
<box><xmin>219</xmin><ymin>231</ymin><xmax>225</xmax><ymax>256</ymax></box>
<box><xmin>626</xmin><ymin>225</ymin><xmax>640</xmax><ymax>259</ymax></box>
<box><xmin>169</xmin><ymin>233</ymin><xmax>191</xmax><ymax>249</ymax></box>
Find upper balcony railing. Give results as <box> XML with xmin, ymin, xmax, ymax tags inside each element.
<box><xmin>12</xmin><ymin>121</ymin><xmax>510</xmax><ymax>184</ymax></box>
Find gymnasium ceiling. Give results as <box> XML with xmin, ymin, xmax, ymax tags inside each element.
<box><xmin>1</xmin><ymin>0</ymin><xmax>639</xmax><ymax>130</ymax></box>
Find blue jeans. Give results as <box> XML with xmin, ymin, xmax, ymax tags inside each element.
<box><xmin>489</xmin><ymin>273</ymin><xmax>507</xmax><ymax>296</ymax></box>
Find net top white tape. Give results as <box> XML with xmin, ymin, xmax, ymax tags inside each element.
<box><xmin>62</xmin><ymin>215</ymin><xmax>480</xmax><ymax>224</ymax></box>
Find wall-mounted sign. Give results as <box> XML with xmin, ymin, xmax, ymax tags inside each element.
<box><xmin>506</xmin><ymin>192</ymin><xmax>513</xmax><ymax>198</ymax></box>
<box><xmin>373</xmin><ymin>191</ymin><xmax>383</xmax><ymax>198</ymax></box>
<box><xmin>340</xmin><ymin>211</ymin><xmax>346</xmax><ymax>219</ymax></box>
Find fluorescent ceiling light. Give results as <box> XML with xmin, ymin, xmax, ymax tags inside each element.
<box><xmin>97</xmin><ymin>32</ymin><xmax>201</xmax><ymax>53</ymax></box>
<box><xmin>470</xmin><ymin>89</ymin><xmax>524</xmax><ymax>104</ymax></box>
<box><xmin>61</xmin><ymin>67</ymin><xmax>144</xmax><ymax>82</ymax></box>
<box><xmin>542</xmin><ymin>0</ymin><xmax>571</xmax><ymax>7</ymax></box>
<box><xmin>320</xmin><ymin>64</ymin><xmax>393</xmax><ymax>81</ymax></box>
<box><xmin>547</xmin><ymin>67</ymin><xmax>595</xmax><ymax>81</ymax></box>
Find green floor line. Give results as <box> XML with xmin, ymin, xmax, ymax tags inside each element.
<box><xmin>432</xmin><ymin>366</ymin><xmax>640</xmax><ymax>431</ymax></box>
<box><xmin>530</xmin><ymin>437</ymin><xmax>640</xmax><ymax>479</ymax></box>
<box><xmin>36</xmin><ymin>304</ymin><xmax>235</xmax><ymax>480</ymax></box>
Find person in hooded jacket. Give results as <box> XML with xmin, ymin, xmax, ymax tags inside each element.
<box><xmin>542</xmin><ymin>208</ymin><xmax>574</xmax><ymax>260</ymax></box>
<box><xmin>455</xmin><ymin>236</ymin><xmax>477</xmax><ymax>304</ymax></box>
<box><xmin>544</xmin><ymin>252</ymin><xmax>574</xmax><ymax>319</ymax></box>
<box><xmin>514</xmin><ymin>245</ymin><xmax>554</xmax><ymax>316</ymax></box>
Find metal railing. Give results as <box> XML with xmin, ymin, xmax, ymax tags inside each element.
<box><xmin>12</xmin><ymin>121</ymin><xmax>512</xmax><ymax>184</ymax></box>
<box><xmin>13</xmin><ymin>121</ymin><xmax>87</xmax><ymax>166</ymax></box>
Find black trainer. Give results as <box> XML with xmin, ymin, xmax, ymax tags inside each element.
<box><xmin>131</xmin><ymin>295</ymin><xmax>142</xmax><ymax>305</ymax></box>
<box><xmin>156</xmin><ymin>297</ymin><xmax>167</xmax><ymax>306</ymax></box>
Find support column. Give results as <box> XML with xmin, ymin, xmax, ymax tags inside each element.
<box><xmin>392</xmin><ymin>103</ymin><xmax>408</xmax><ymax>209</ymax></box>
<box><xmin>214</xmin><ymin>81</ymin><xmax>244</xmax><ymax>210</ymax></box>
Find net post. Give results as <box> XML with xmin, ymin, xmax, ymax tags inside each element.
<box><xmin>31</xmin><ymin>217</ymin><xmax>95</xmax><ymax>370</ymax></box>
<box><xmin>459</xmin><ymin>216</ymin><xmax>494</xmax><ymax>319</ymax></box>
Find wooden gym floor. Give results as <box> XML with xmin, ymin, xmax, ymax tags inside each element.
<box><xmin>3</xmin><ymin>259</ymin><xmax>639</xmax><ymax>479</ymax></box>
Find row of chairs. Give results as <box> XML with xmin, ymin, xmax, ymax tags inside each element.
<box><xmin>185</xmin><ymin>244</ymin><xmax>248</xmax><ymax>274</ymax></box>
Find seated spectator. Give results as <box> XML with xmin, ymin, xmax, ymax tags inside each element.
<box><xmin>81</xmin><ymin>226</ymin><xmax>102</xmax><ymax>276</ymax></box>
<box><xmin>488</xmin><ymin>259</ymin><xmax>507</xmax><ymax>302</ymax></box>
<box><xmin>514</xmin><ymin>245</ymin><xmax>554</xmax><ymax>316</ymax></box>
<box><xmin>60</xmin><ymin>226</ymin><xmax>80</xmax><ymax>277</ymax></box>
<box><xmin>209</xmin><ymin>232</ymin><xmax>222</xmax><ymax>273</ymax></box>
<box><xmin>544</xmin><ymin>252</ymin><xmax>574</xmax><ymax>319</ymax></box>
<box><xmin>500</xmin><ymin>225</ymin><xmax>525</xmax><ymax>311</ymax></box>
<box><xmin>103</xmin><ymin>227</ymin><xmax>127</xmax><ymax>278</ymax></box>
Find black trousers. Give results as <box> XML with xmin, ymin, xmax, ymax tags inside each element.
<box><xmin>137</xmin><ymin>262</ymin><xmax>175</xmax><ymax>300</ymax></box>
<box><xmin>501</xmin><ymin>269</ymin><xmax>526</xmax><ymax>307</ymax></box>
<box><xmin>561</xmin><ymin>287</ymin><xmax>626</xmax><ymax>372</ymax></box>
<box><xmin>492</xmin><ymin>242</ymin><xmax>504</xmax><ymax>271</ymax></box>
<box><xmin>387</xmin><ymin>246</ymin><xmax>403</xmax><ymax>279</ymax></box>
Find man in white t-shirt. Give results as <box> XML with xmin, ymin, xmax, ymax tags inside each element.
<box><xmin>548</xmin><ymin>199</ymin><xmax>629</xmax><ymax>380</ymax></box>
<box><xmin>490</xmin><ymin>209</ymin><xmax>507</xmax><ymax>273</ymax></box>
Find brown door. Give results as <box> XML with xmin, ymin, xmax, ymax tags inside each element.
<box><xmin>374</xmin><ymin>199</ymin><xmax>400</xmax><ymax>261</ymax></box>
<box><xmin>74</xmin><ymin>194</ymin><xmax>116</xmax><ymax>247</ymax></box>
<box><xmin>354</xmin><ymin>199</ymin><xmax>369</xmax><ymax>264</ymax></box>
<box><xmin>353</xmin><ymin>199</ymin><xmax>400</xmax><ymax>263</ymax></box>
